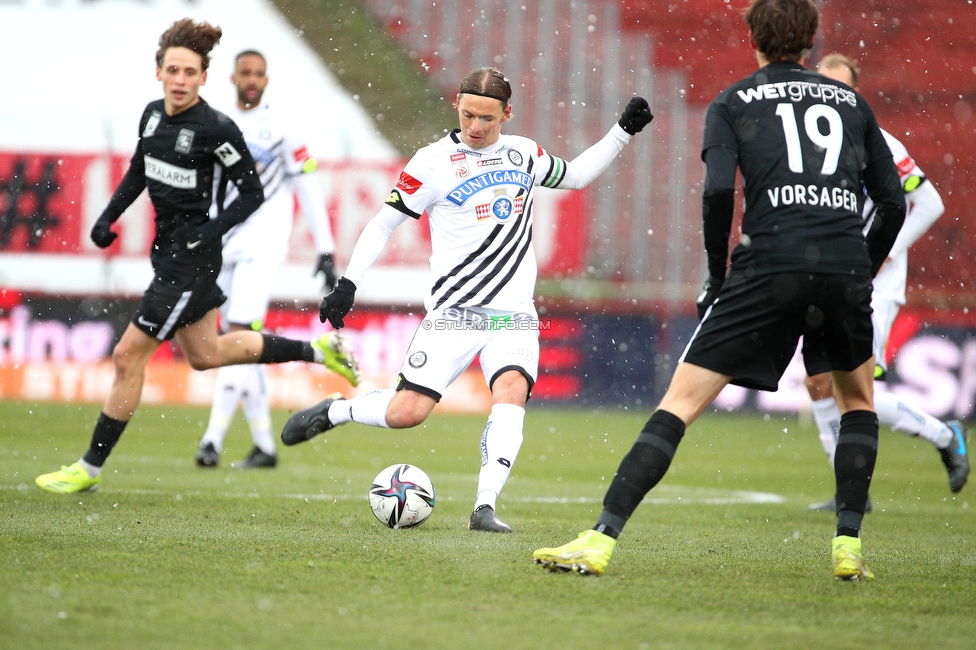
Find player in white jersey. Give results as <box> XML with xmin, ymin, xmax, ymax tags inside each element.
<box><xmin>280</xmin><ymin>67</ymin><xmax>653</xmax><ymax>532</ymax></box>
<box><xmin>805</xmin><ymin>54</ymin><xmax>968</xmax><ymax>509</ymax></box>
<box><xmin>194</xmin><ymin>50</ymin><xmax>356</xmax><ymax>470</ymax></box>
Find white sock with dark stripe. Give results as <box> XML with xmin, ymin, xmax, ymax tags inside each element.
<box><xmin>474</xmin><ymin>404</ymin><xmax>525</xmax><ymax>509</ymax></box>
<box><xmin>329</xmin><ymin>389</ymin><xmax>395</xmax><ymax>428</ymax></box>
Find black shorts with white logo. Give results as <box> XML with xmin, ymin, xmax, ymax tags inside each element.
<box><xmin>682</xmin><ymin>271</ymin><xmax>874</xmax><ymax>391</ymax></box>
<box><xmin>132</xmin><ymin>263</ymin><xmax>226</xmax><ymax>341</ymax></box>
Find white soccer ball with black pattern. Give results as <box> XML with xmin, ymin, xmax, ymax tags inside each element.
<box><xmin>368</xmin><ymin>464</ymin><xmax>436</xmax><ymax>529</ymax></box>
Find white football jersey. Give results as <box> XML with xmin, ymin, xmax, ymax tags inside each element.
<box><xmin>220</xmin><ymin>102</ymin><xmax>332</xmax><ymax>257</ymax></box>
<box><xmin>865</xmin><ymin>129</ymin><xmax>937</xmax><ymax>304</ymax></box>
<box><xmin>228</xmin><ymin>102</ymin><xmax>313</xmax><ymax>201</ymax></box>
<box><xmin>386</xmin><ymin>130</ymin><xmax>570</xmax><ymax>313</ymax></box>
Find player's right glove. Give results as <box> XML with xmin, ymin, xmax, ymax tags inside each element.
<box><xmin>618</xmin><ymin>97</ymin><xmax>653</xmax><ymax>135</ymax></box>
<box><xmin>320</xmin><ymin>277</ymin><xmax>357</xmax><ymax>329</ymax></box>
<box><xmin>173</xmin><ymin>220</ymin><xmax>222</xmax><ymax>251</ymax></box>
<box><xmin>695</xmin><ymin>275</ymin><xmax>724</xmax><ymax>320</ymax></box>
<box><xmin>90</xmin><ymin>213</ymin><xmax>119</xmax><ymax>248</ymax></box>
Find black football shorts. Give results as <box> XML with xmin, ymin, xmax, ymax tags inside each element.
<box><xmin>682</xmin><ymin>271</ymin><xmax>874</xmax><ymax>391</ymax></box>
<box><xmin>132</xmin><ymin>266</ymin><xmax>226</xmax><ymax>341</ymax></box>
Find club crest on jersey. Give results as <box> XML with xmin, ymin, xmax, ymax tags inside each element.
<box><xmin>475</xmin><ymin>188</ymin><xmax>523</xmax><ymax>224</ymax></box>
<box><xmin>507</xmin><ymin>149</ymin><xmax>523</xmax><ymax>167</ymax></box>
<box><xmin>175</xmin><ymin>129</ymin><xmax>195</xmax><ymax>154</ymax></box>
<box><xmin>143</xmin><ymin>111</ymin><xmax>162</xmax><ymax>137</ymax></box>
<box><xmin>450</xmin><ymin>152</ymin><xmax>469</xmax><ymax>178</ymax></box>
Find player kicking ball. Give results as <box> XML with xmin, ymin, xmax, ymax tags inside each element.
<box><xmin>533</xmin><ymin>0</ymin><xmax>905</xmax><ymax>579</ymax></box>
<box><xmin>280</xmin><ymin>66</ymin><xmax>652</xmax><ymax>533</ymax></box>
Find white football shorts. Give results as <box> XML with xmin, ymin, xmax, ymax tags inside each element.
<box><xmin>218</xmin><ymin>191</ymin><xmax>293</xmax><ymax>328</ymax></box>
<box><xmin>399</xmin><ymin>309</ymin><xmax>540</xmax><ymax>398</ymax></box>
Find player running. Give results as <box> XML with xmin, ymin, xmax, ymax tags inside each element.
<box><xmin>533</xmin><ymin>0</ymin><xmax>905</xmax><ymax>579</ymax></box>
<box><xmin>194</xmin><ymin>49</ymin><xmax>353</xmax><ymax>470</ymax></box>
<box><xmin>280</xmin><ymin>66</ymin><xmax>652</xmax><ymax>533</ymax></box>
<box><xmin>35</xmin><ymin>19</ymin><xmax>356</xmax><ymax>494</ymax></box>
<box><xmin>803</xmin><ymin>53</ymin><xmax>968</xmax><ymax>509</ymax></box>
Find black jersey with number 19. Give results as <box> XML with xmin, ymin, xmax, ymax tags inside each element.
<box><xmin>702</xmin><ymin>61</ymin><xmax>903</xmax><ymax>277</ymax></box>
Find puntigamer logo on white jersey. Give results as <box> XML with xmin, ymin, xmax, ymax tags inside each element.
<box><xmin>144</xmin><ymin>155</ymin><xmax>196</xmax><ymax>189</ymax></box>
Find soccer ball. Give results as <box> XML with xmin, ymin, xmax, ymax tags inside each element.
<box><xmin>368</xmin><ymin>464</ymin><xmax>435</xmax><ymax>529</ymax></box>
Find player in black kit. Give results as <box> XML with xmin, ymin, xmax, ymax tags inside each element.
<box><xmin>35</xmin><ymin>19</ymin><xmax>358</xmax><ymax>494</ymax></box>
<box><xmin>534</xmin><ymin>0</ymin><xmax>906</xmax><ymax>580</ymax></box>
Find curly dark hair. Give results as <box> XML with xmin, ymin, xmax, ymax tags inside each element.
<box><xmin>745</xmin><ymin>0</ymin><xmax>819</xmax><ymax>63</ymax></box>
<box><xmin>155</xmin><ymin>18</ymin><xmax>223</xmax><ymax>71</ymax></box>
<box><xmin>458</xmin><ymin>67</ymin><xmax>512</xmax><ymax>106</ymax></box>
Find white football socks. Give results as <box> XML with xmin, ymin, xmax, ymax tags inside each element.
<box><xmin>240</xmin><ymin>365</ymin><xmax>275</xmax><ymax>455</ymax></box>
<box><xmin>810</xmin><ymin>397</ymin><xmax>842</xmax><ymax>467</ymax></box>
<box><xmin>200</xmin><ymin>364</ymin><xmax>246</xmax><ymax>452</ymax></box>
<box><xmin>874</xmin><ymin>390</ymin><xmax>953</xmax><ymax>449</ymax></box>
<box><xmin>475</xmin><ymin>404</ymin><xmax>525</xmax><ymax>510</ymax></box>
<box><xmin>328</xmin><ymin>389</ymin><xmax>395</xmax><ymax>428</ymax></box>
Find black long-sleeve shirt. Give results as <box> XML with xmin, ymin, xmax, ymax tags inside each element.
<box><xmin>101</xmin><ymin>97</ymin><xmax>264</xmax><ymax>276</ymax></box>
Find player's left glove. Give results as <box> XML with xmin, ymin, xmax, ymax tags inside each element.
<box><xmin>90</xmin><ymin>213</ymin><xmax>119</xmax><ymax>248</ymax></box>
<box><xmin>314</xmin><ymin>253</ymin><xmax>338</xmax><ymax>291</ymax></box>
<box><xmin>695</xmin><ymin>275</ymin><xmax>724</xmax><ymax>320</ymax></box>
<box><xmin>173</xmin><ymin>220</ymin><xmax>222</xmax><ymax>251</ymax></box>
<box><xmin>618</xmin><ymin>97</ymin><xmax>653</xmax><ymax>135</ymax></box>
<box><xmin>320</xmin><ymin>277</ymin><xmax>357</xmax><ymax>329</ymax></box>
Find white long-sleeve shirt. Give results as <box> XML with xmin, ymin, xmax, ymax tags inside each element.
<box><xmin>344</xmin><ymin>124</ymin><xmax>632</xmax><ymax>313</ymax></box>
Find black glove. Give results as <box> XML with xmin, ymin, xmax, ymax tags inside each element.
<box><xmin>320</xmin><ymin>277</ymin><xmax>357</xmax><ymax>329</ymax></box>
<box><xmin>618</xmin><ymin>97</ymin><xmax>653</xmax><ymax>135</ymax></box>
<box><xmin>695</xmin><ymin>275</ymin><xmax>724</xmax><ymax>320</ymax></box>
<box><xmin>314</xmin><ymin>253</ymin><xmax>338</xmax><ymax>292</ymax></box>
<box><xmin>90</xmin><ymin>215</ymin><xmax>118</xmax><ymax>248</ymax></box>
<box><xmin>173</xmin><ymin>220</ymin><xmax>221</xmax><ymax>251</ymax></box>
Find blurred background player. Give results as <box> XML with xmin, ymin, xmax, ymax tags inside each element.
<box><xmin>35</xmin><ymin>19</ymin><xmax>357</xmax><ymax>494</ymax></box>
<box><xmin>194</xmin><ymin>50</ymin><xmax>352</xmax><ymax>470</ymax></box>
<box><xmin>804</xmin><ymin>53</ymin><xmax>968</xmax><ymax>510</ymax></box>
<box><xmin>280</xmin><ymin>67</ymin><xmax>652</xmax><ymax>533</ymax></box>
<box><xmin>533</xmin><ymin>0</ymin><xmax>905</xmax><ymax>579</ymax></box>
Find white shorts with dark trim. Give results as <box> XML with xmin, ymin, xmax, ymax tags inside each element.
<box><xmin>397</xmin><ymin>308</ymin><xmax>540</xmax><ymax>401</ymax></box>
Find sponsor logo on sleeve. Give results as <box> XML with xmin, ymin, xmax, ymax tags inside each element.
<box><xmin>175</xmin><ymin>128</ymin><xmax>195</xmax><ymax>154</ymax></box>
<box><xmin>144</xmin><ymin>155</ymin><xmax>196</xmax><ymax>189</ymax></box>
<box><xmin>395</xmin><ymin>171</ymin><xmax>423</xmax><ymax>195</ymax></box>
<box><xmin>451</xmin><ymin>152</ymin><xmax>469</xmax><ymax>178</ymax></box>
<box><xmin>143</xmin><ymin>111</ymin><xmax>162</xmax><ymax>137</ymax></box>
<box><xmin>895</xmin><ymin>155</ymin><xmax>917</xmax><ymax>177</ymax></box>
<box><xmin>214</xmin><ymin>142</ymin><xmax>243</xmax><ymax>167</ymax></box>
<box><xmin>293</xmin><ymin>145</ymin><xmax>310</xmax><ymax>163</ymax></box>
<box><xmin>536</xmin><ymin>145</ymin><xmax>544</xmax><ymax>157</ymax></box>
<box><xmin>408</xmin><ymin>351</ymin><xmax>428</xmax><ymax>368</ymax></box>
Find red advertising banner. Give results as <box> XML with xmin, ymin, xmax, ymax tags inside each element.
<box><xmin>0</xmin><ymin>151</ymin><xmax>591</xmax><ymax>298</ymax></box>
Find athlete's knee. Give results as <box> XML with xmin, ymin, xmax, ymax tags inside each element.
<box><xmin>805</xmin><ymin>372</ymin><xmax>833</xmax><ymax>400</ymax></box>
<box><xmin>111</xmin><ymin>340</ymin><xmax>147</xmax><ymax>378</ymax></box>
<box><xmin>186</xmin><ymin>355</ymin><xmax>216</xmax><ymax>371</ymax></box>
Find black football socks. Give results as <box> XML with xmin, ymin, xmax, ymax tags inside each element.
<box><xmin>82</xmin><ymin>412</ymin><xmax>128</xmax><ymax>468</ymax></box>
<box><xmin>834</xmin><ymin>410</ymin><xmax>879</xmax><ymax>538</ymax></box>
<box><xmin>595</xmin><ymin>409</ymin><xmax>686</xmax><ymax>539</ymax></box>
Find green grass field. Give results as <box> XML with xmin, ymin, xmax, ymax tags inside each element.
<box><xmin>2</xmin><ymin>400</ymin><xmax>973</xmax><ymax>649</ymax></box>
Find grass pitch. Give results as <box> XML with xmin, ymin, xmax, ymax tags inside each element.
<box><xmin>2</xmin><ymin>400</ymin><xmax>973</xmax><ymax>649</ymax></box>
